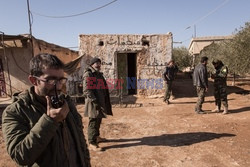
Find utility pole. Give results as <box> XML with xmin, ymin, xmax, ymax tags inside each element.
<box><xmin>194</xmin><ymin>25</ymin><xmax>196</xmax><ymax>38</ymax></box>
<box><xmin>26</xmin><ymin>0</ymin><xmax>34</xmax><ymax>57</ymax></box>
<box><xmin>185</xmin><ymin>25</ymin><xmax>196</xmax><ymax>38</ymax></box>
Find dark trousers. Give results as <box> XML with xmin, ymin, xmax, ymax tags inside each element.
<box><xmin>214</xmin><ymin>84</ymin><xmax>228</xmax><ymax>109</ymax></box>
<box><xmin>88</xmin><ymin>117</ymin><xmax>102</xmax><ymax>144</ymax></box>
<box><xmin>163</xmin><ymin>81</ymin><xmax>173</xmax><ymax>101</ymax></box>
<box><xmin>195</xmin><ymin>86</ymin><xmax>206</xmax><ymax>111</ymax></box>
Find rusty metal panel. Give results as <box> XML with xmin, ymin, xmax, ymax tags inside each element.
<box><xmin>0</xmin><ymin>59</ymin><xmax>6</xmax><ymax>97</ymax></box>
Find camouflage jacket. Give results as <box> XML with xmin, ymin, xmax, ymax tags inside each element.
<box><xmin>211</xmin><ymin>65</ymin><xmax>228</xmax><ymax>86</ymax></box>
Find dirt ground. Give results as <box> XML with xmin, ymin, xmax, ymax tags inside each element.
<box><xmin>0</xmin><ymin>75</ymin><xmax>250</xmax><ymax>167</ymax></box>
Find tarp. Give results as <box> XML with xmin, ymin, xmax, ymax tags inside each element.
<box><xmin>64</xmin><ymin>55</ymin><xmax>83</xmax><ymax>74</ymax></box>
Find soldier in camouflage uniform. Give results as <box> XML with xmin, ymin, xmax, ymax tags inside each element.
<box><xmin>211</xmin><ymin>59</ymin><xmax>229</xmax><ymax>114</ymax></box>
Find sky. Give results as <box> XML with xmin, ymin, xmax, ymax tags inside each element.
<box><xmin>1</xmin><ymin>0</ymin><xmax>250</xmax><ymax>50</ymax></box>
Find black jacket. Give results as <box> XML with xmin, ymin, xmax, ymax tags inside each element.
<box><xmin>163</xmin><ymin>65</ymin><xmax>178</xmax><ymax>81</ymax></box>
<box><xmin>193</xmin><ymin>63</ymin><xmax>208</xmax><ymax>88</ymax></box>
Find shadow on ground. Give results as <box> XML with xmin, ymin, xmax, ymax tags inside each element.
<box><xmin>173</xmin><ymin>72</ymin><xmax>250</xmax><ymax>99</ymax></box>
<box><xmin>229</xmin><ymin>106</ymin><xmax>250</xmax><ymax>114</ymax></box>
<box><xmin>110</xmin><ymin>95</ymin><xmax>138</xmax><ymax>107</ymax></box>
<box><xmin>102</xmin><ymin>132</ymin><xmax>235</xmax><ymax>150</ymax></box>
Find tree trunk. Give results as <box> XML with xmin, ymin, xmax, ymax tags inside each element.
<box><xmin>232</xmin><ymin>72</ymin><xmax>236</xmax><ymax>86</ymax></box>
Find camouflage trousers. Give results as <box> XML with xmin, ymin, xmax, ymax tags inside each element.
<box><xmin>163</xmin><ymin>80</ymin><xmax>173</xmax><ymax>101</ymax></box>
<box><xmin>195</xmin><ymin>86</ymin><xmax>206</xmax><ymax>111</ymax></box>
<box><xmin>214</xmin><ymin>84</ymin><xmax>228</xmax><ymax>109</ymax></box>
<box><xmin>88</xmin><ymin>117</ymin><xmax>102</xmax><ymax>144</ymax></box>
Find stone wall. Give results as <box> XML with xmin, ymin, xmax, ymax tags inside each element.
<box><xmin>79</xmin><ymin>33</ymin><xmax>173</xmax><ymax>97</ymax></box>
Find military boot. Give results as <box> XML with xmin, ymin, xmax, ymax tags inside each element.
<box><xmin>89</xmin><ymin>143</ymin><xmax>104</xmax><ymax>151</ymax></box>
<box><xmin>211</xmin><ymin>106</ymin><xmax>220</xmax><ymax>113</ymax></box>
<box><xmin>222</xmin><ymin>106</ymin><xmax>228</xmax><ymax>114</ymax></box>
<box><xmin>97</xmin><ymin>136</ymin><xmax>107</xmax><ymax>143</ymax></box>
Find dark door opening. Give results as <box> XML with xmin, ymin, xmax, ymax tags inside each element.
<box><xmin>127</xmin><ymin>53</ymin><xmax>137</xmax><ymax>95</ymax></box>
<box><xmin>117</xmin><ymin>53</ymin><xmax>137</xmax><ymax>95</ymax></box>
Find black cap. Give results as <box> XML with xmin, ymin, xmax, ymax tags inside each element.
<box><xmin>89</xmin><ymin>57</ymin><xmax>101</xmax><ymax>65</ymax></box>
<box><xmin>212</xmin><ymin>59</ymin><xmax>221</xmax><ymax>65</ymax></box>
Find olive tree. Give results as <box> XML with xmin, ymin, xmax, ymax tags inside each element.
<box><xmin>172</xmin><ymin>46</ymin><xmax>192</xmax><ymax>71</ymax></box>
<box><xmin>228</xmin><ymin>22</ymin><xmax>250</xmax><ymax>75</ymax></box>
<box><xmin>198</xmin><ymin>22</ymin><xmax>250</xmax><ymax>85</ymax></box>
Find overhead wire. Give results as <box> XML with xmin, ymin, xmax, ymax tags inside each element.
<box><xmin>29</xmin><ymin>0</ymin><xmax>117</xmax><ymax>49</ymax></box>
<box><xmin>67</xmin><ymin>46</ymin><xmax>79</xmax><ymax>48</ymax></box>
<box><xmin>31</xmin><ymin>0</ymin><xmax>118</xmax><ymax>18</ymax></box>
<box><xmin>189</xmin><ymin>0</ymin><xmax>230</xmax><ymax>27</ymax></box>
<box><xmin>174</xmin><ymin>0</ymin><xmax>230</xmax><ymax>41</ymax></box>
<box><xmin>30</xmin><ymin>11</ymin><xmax>34</xmax><ymax>26</ymax></box>
<box><xmin>30</xmin><ymin>0</ymin><xmax>229</xmax><ymax>48</ymax></box>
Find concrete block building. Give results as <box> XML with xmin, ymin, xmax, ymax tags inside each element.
<box><xmin>79</xmin><ymin>33</ymin><xmax>173</xmax><ymax>97</ymax></box>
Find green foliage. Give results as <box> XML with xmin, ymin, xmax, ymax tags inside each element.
<box><xmin>229</xmin><ymin>22</ymin><xmax>250</xmax><ymax>75</ymax></box>
<box><xmin>198</xmin><ymin>42</ymin><xmax>230</xmax><ymax>73</ymax></box>
<box><xmin>172</xmin><ymin>46</ymin><xmax>192</xmax><ymax>71</ymax></box>
<box><xmin>197</xmin><ymin>22</ymin><xmax>250</xmax><ymax>75</ymax></box>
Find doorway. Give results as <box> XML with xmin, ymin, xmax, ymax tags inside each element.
<box><xmin>127</xmin><ymin>53</ymin><xmax>137</xmax><ymax>95</ymax></box>
<box><xmin>117</xmin><ymin>53</ymin><xmax>137</xmax><ymax>95</ymax></box>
